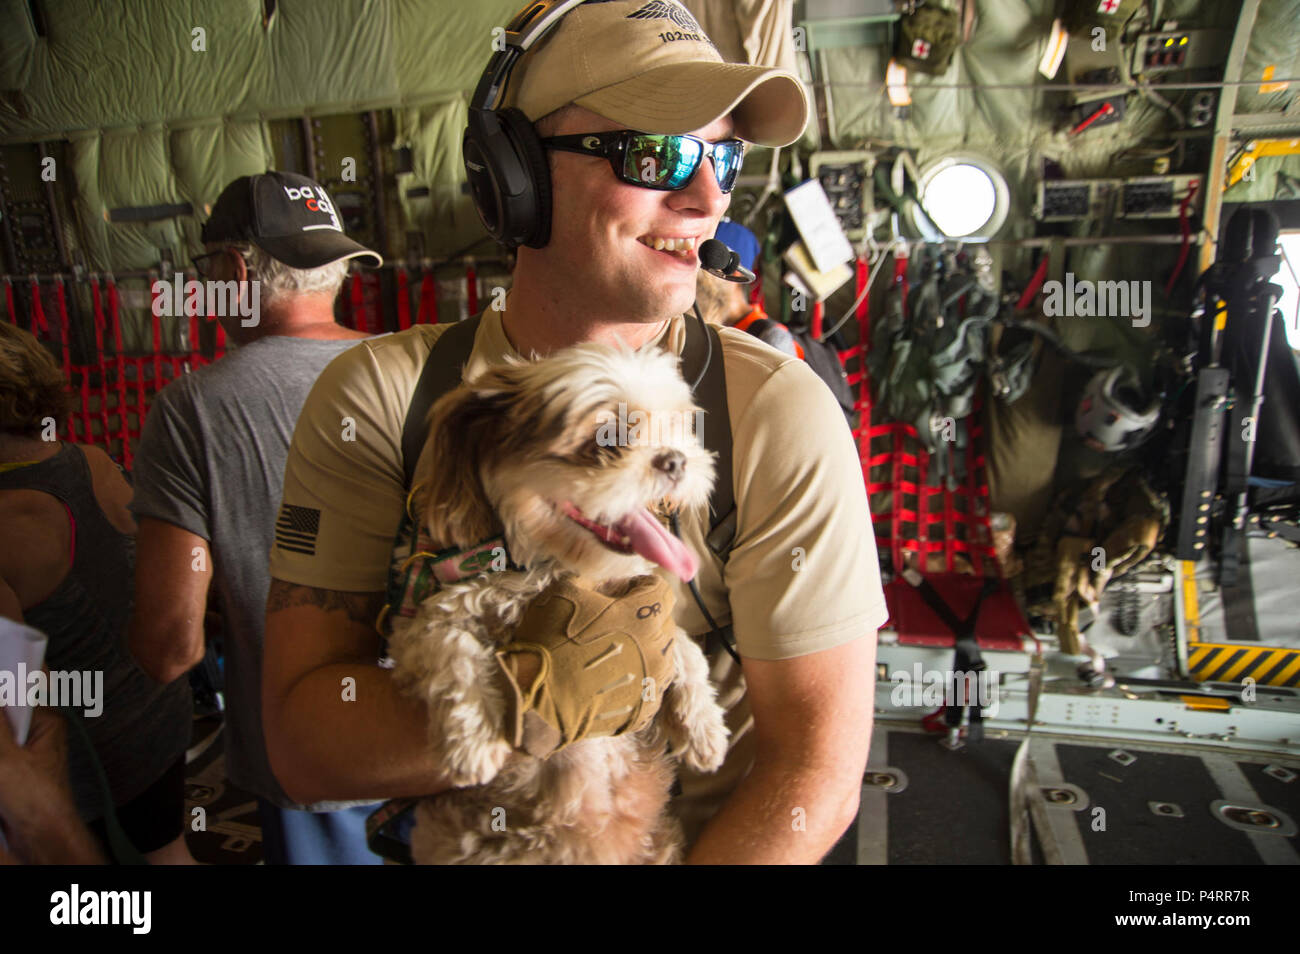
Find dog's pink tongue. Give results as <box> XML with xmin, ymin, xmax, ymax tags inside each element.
<box><xmin>615</xmin><ymin>508</ymin><xmax>699</xmax><ymax>582</ymax></box>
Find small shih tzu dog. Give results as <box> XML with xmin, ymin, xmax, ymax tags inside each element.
<box><xmin>387</xmin><ymin>340</ymin><xmax>730</xmax><ymax>864</ymax></box>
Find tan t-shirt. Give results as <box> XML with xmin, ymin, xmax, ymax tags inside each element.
<box><xmin>269</xmin><ymin>308</ymin><xmax>888</xmax><ymax>841</ymax></box>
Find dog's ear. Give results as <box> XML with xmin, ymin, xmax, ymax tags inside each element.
<box><xmin>417</xmin><ymin>366</ymin><xmax>527</xmax><ymax>547</ymax></box>
<box><xmin>418</xmin><ymin>387</ymin><xmax>503</xmax><ymax>547</ymax></box>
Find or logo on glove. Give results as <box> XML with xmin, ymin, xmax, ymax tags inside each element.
<box><xmin>494</xmin><ymin>574</ymin><xmax>679</xmax><ymax>759</ymax></box>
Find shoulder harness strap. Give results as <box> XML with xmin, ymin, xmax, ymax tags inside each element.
<box><xmin>401</xmin><ymin>315</ymin><xmax>483</xmax><ymax>489</ymax></box>
<box><xmin>680</xmin><ymin>313</ymin><xmax>736</xmax><ymax>560</ymax></box>
<box><xmin>677</xmin><ymin>312</ymin><xmax>739</xmax><ymax>664</ymax></box>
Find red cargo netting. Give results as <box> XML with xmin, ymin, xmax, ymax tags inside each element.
<box><xmin>19</xmin><ymin>275</ymin><xmax>226</xmax><ymax>469</ymax></box>
<box><xmin>838</xmin><ymin>253</ymin><xmax>997</xmax><ymax>578</ymax></box>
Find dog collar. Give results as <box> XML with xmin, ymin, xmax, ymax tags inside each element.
<box><xmin>421</xmin><ymin>534</ymin><xmax>520</xmax><ymax>583</ymax></box>
<box><xmin>378</xmin><ymin>512</ymin><xmax>524</xmax><ymax>641</ymax></box>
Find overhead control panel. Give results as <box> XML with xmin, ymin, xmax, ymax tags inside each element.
<box><xmin>809</xmin><ymin>151</ymin><xmax>876</xmax><ymax>239</ymax></box>
<box><xmin>1131</xmin><ymin>29</ymin><xmax>1228</xmax><ymax>76</ymax></box>
<box><xmin>1035</xmin><ymin>175</ymin><xmax>1202</xmax><ymax>221</ymax></box>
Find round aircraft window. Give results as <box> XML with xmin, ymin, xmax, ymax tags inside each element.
<box><xmin>911</xmin><ymin>155</ymin><xmax>1010</xmax><ymax>242</ymax></box>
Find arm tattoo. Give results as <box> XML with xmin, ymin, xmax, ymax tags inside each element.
<box><xmin>266</xmin><ymin>579</ymin><xmax>384</xmax><ymax>625</ymax></box>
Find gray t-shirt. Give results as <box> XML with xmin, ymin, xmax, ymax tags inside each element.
<box><xmin>131</xmin><ymin>335</ymin><xmax>376</xmax><ymax>811</ymax></box>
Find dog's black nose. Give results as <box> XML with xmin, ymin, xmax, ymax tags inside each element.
<box><xmin>652</xmin><ymin>451</ymin><xmax>686</xmax><ymax>480</ymax></box>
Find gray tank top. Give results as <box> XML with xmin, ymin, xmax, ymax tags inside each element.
<box><xmin>0</xmin><ymin>443</ymin><xmax>191</xmax><ymax>820</ymax></box>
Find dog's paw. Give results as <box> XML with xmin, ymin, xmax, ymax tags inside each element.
<box><xmin>442</xmin><ymin>736</ymin><xmax>514</xmax><ymax>788</ymax></box>
<box><xmin>679</xmin><ymin>702</ymin><xmax>730</xmax><ymax>773</ymax></box>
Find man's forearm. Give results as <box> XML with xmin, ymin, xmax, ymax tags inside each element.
<box><xmin>268</xmin><ymin>663</ymin><xmax>455</xmax><ymax>804</ymax></box>
<box><xmin>128</xmin><ymin>617</ymin><xmax>204</xmax><ymax>685</ymax></box>
<box><xmin>0</xmin><ymin>787</ymin><xmax>106</xmax><ymax>864</ymax></box>
<box><xmin>684</xmin><ymin>760</ymin><xmax>859</xmax><ymax>864</ymax></box>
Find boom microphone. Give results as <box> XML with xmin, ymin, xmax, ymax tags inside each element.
<box><xmin>698</xmin><ymin>238</ymin><xmax>756</xmax><ymax>284</ymax></box>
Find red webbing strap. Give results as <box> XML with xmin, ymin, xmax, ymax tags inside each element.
<box><xmin>79</xmin><ymin>360</ymin><xmax>93</xmax><ymax>442</ymax></box>
<box><xmin>944</xmin><ymin>479</ymin><xmax>955</xmax><ymax>573</ymax></box>
<box><xmin>841</xmin><ymin>258</ymin><xmax>870</xmax><ymax>366</ymax></box>
<box><xmin>417</xmin><ymin>269</ymin><xmax>438</xmax><ymax>324</ymax></box>
<box><xmin>889</xmin><ymin>256</ymin><xmax>910</xmax><ymax>574</ymax></box>
<box><xmin>214</xmin><ymin>320</ymin><xmax>226</xmax><ymax>358</ymax></box>
<box><xmin>53</xmin><ymin>278</ymin><xmax>77</xmax><ymax>442</ymax></box>
<box><xmin>465</xmin><ymin>263</ymin><xmax>478</xmax><ymax>316</ymax></box>
<box><xmin>350</xmin><ymin>271</ymin><xmax>365</xmax><ymax>332</ymax></box>
<box><xmin>165</xmin><ymin>302</ymin><xmax>183</xmax><ymax>384</ymax></box>
<box><xmin>131</xmin><ymin>344</ymin><xmax>147</xmax><ymax>453</ymax></box>
<box><xmin>1164</xmin><ymin>180</ymin><xmax>1199</xmax><ymax>297</ymax></box>
<box><xmin>811</xmin><ymin>299</ymin><xmax>823</xmax><ymax>340</ymax></box>
<box><xmin>4</xmin><ymin>279</ymin><xmax>16</xmax><ymax>325</ymax></box>
<box><xmin>107</xmin><ymin>279</ymin><xmax>133</xmax><ymax>469</ymax></box>
<box><xmin>967</xmin><ymin>392</ymin><xmax>995</xmax><ymax>575</ymax></box>
<box><xmin>54</xmin><ymin>279</ymin><xmax>71</xmax><ymax>371</ymax></box>
<box><xmin>29</xmin><ymin>278</ymin><xmax>48</xmax><ymax>335</ymax></box>
<box><xmin>854</xmin><ymin>256</ymin><xmax>872</xmax><ymax>459</ymax></box>
<box><xmin>891</xmin><ymin>425</ymin><xmax>904</xmax><ymax>572</ymax></box>
<box><xmin>148</xmin><ymin>286</ymin><xmax>164</xmax><ymax>392</ymax></box>
<box><xmin>396</xmin><ymin>269</ymin><xmax>411</xmax><ymax>330</ymax></box>
<box><xmin>748</xmin><ymin>264</ymin><xmax>763</xmax><ymax>305</ymax></box>
<box><xmin>893</xmin><ymin>252</ymin><xmax>909</xmax><ymax>318</ymax></box>
<box><xmin>856</xmin><ymin>257</ymin><xmax>871</xmax><ymax>327</ymax></box>
<box><xmin>919</xmin><ymin>445</ymin><xmax>933</xmax><ymax>571</ymax></box>
<box><xmin>1017</xmin><ymin>255</ymin><xmax>1049</xmax><ymax>312</ymax></box>
<box><xmin>90</xmin><ymin>279</ymin><xmax>112</xmax><ymax>441</ymax></box>
<box><xmin>60</xmin><ymin>279</ymin><xmax>93</xmax><ymax>443</ymax></box>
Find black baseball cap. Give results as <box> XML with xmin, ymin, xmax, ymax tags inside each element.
<box><xmin>200</xmin><ymin>171</ymin><xmax>382</xmax><ymax>269</ymax></box>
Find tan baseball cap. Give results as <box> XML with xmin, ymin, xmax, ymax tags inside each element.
<box><xmin>504</xmin><ymin>0</ymin><xmax>809</xmax><ymax>147</ymax></box>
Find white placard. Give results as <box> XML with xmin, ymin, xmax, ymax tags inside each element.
<box><xmin>0</xmin><ymin>617</ymin><xmax>48</xmax><ymax>746</ymax></box>
<box><xmin>0</xmin><ymin>618</ymin><xmax>46</xmax><ymax>854</ymax></box>
<box><xmin>783</xmin><ymin>179</ymin><xmax>856</xmax><ymax>274</ymax></box>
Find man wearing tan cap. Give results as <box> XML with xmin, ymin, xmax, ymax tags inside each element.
<box><xmin>263</xmin><ymin>0</ymin><xmax>886</xmax><ymax>865</ymax></box>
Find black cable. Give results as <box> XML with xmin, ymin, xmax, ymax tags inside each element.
<box><xmin>669</xmin><ymin>510</ymin><xmax>741</xmax><ymax>666</ymax></box>
<box><xmin>999</xmin><ymin>318</ymin><xmax>1123</xmax><ymax>370</ymax></box>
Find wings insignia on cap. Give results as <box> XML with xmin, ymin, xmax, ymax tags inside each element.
<box><xmin>626</xmin><ymin>0</ymin><xmax>703</xmax><ymax>33</ymax></box>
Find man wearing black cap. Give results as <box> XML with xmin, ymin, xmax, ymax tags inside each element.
<box><xmin>128</xmin><ymin>171</ymin><xmax>385</xmax><ymax>864</ymax></box>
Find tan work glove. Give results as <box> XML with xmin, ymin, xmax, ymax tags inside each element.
<box><xmin>494</xmin><ymin>574</ymin><xmax>679</xmax><ymax>759</ymax></box>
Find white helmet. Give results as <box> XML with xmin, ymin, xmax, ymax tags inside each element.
<box><xmin>1076</xmin><ymin>366</ymin><xmax>1160</xmax><ymax>452</ymax></box>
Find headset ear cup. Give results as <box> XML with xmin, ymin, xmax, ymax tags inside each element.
<box><xmin>500</xmin><ymin>108</ymin><xmax>552</xmax><ymax>248</ymax></box>
<box><xmin>463</xmin><ymin>107</ymin><xmax>541</xmax><ymax>249</ymax></box>
<box><xmin>463</xmin><ymin>113</ymin><xmax>502</xmax><ymax>241</ymax></box>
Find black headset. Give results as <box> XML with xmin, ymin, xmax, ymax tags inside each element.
<box><xmin>462</xmin><ymin>0</ymin><xmax>592</xmax><ymax>250</ymax></box>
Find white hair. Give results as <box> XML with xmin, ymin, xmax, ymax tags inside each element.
<box><xmin>226</xmin><ymin>243</ymin><xmax>349</xmax><ymax>304</ymax></box>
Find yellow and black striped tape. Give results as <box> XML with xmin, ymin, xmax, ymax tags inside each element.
<box><xmin>1187</xmin><ymin>642</ymin><xmax>1300</xmax><ymax>687</ymax></box>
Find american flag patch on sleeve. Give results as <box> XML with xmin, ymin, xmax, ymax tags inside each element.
<box><xmin>275</xmin><ymin>504</ymin><xmax>321</xmax><ymax>555</ymax></box>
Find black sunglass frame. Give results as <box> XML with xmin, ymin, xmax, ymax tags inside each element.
<box><xmin>540</xmin><ymin>130</ymin><xmax>746</xmax><ymax>194</ymax></box>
